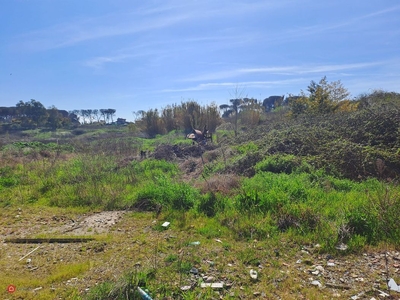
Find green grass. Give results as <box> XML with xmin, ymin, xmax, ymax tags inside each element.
<box><xmin>1</xmin><ymin>121</ymin><xmax>400</xmax><ymax>299</ymax></box>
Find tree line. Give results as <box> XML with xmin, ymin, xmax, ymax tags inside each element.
<box><xmin>2</xmin><ymin>77</ymin><xmax>398</xmax><ymax>135</ymax></box>
<box><xmin>0</xmin><ymin>100</ymin><xmax>118</xmax><ymax>130</ymax></box>
<box><xmin>131</xmin><ymin>101</ymin><xmax>222</xmax><ymax>137</ymax></box>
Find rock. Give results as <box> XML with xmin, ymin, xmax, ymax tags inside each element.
<box><xmin>189</xmin><ymin>267</ymin><xmax>198</xmax><ymax>275</ymax></box>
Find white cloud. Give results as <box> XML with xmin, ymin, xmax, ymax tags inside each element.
<box><xmin>13</xmin><ymin>9</ymin><xmax>191</xmax><ymax>51</ymax></box>
<box><xmin>183</xmin><ymin>62</ymin><xmax>384</xmax><ymax>82</ymax></box>
<box><xmin>162</xmin><ymin>78</ymin><xmax>304</xmax><ymax>92</ymax></box>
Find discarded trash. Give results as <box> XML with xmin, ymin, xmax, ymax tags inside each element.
<box><xmin>189</xmin><ymin>241</ymin><xmax>200</xmax><ymax>246</ymax></box>
<box><xmin>161</xmin><ymin>222</ymin><xmax>170</xmax><ymax>228</ymax></box>
<box><xmin>189</xmin><ymin>267</ymin><xmax>198</xmax><ymax>275</ymax></box>
<box><xmin>205</xmin><ymin>276</ymin><xmax>215</xmax><ymax>282</ymax></box>
<box><xmin>19</xmin><ymin>246</ymin><xmax>41</xmax><ymax>261</ymax></box>
<box><xmin>200</xmin><ymin>282</ymin><xmax>224</xmax><ymax>289</ymax></box>
<box><xmin>327</xmin><ymin>262</ymin><xmax>335</xmax><ymax>267</ymax></box>
<box><xmin>388</xmin><ymin>278</ymin><xmax>400</xmax><ymax>292</ymax></box>
<box><xmin>311</xmin><ymin>280</ymin><xmax>322</xmax><ymax>287</ymax></box>
<box><xmin>180</xmin><ymin>285</ymin><xmax>192</xmax><ymax>291</ymax></box>
<box><xmin>350</xmin><ymin>291</ymin><xmax>365</xmax><ymax>300</ymax></box>
<box><xmin>335</xmin><ymin>243</ymin><xmax>348</xmax><ymax>251</ymax></box>
<box><xmin>206</xmin><ymin>260</ymin><xmax>214</xmax><ymax>266</ymax></box>
<box><xmin>315</xmin><ymin>265</ymin><xmax>324</xmax><ymax>272</ymax></box>
<box><xmin>214</xmin><ymin>238</ymin><xmax>222</xmax><ymax>243</ymax></box>
<box><xmin>250</xmin><ymin>269</ymin><xmax>258</xmax><ymax>280</ymax></box>
<box><xmin>377</xmin><ymin>289</ymin><xmax>390</xmax><ymax>297</ymax></box>
<box><xmin>311</xmin><ymin>270</ymin><xmax>319</xmax><ymax>275</ymax></box>
<box><xmin>137</xmin><ymin>287</ymin><xmax>153</xmax><ymax>300</ymax></box>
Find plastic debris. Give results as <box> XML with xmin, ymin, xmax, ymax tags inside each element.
<box><xmin>350</xmin><ymin>291</ymin><xmax>365</xmax><ymax>300</ymax></box>
<box><xmin>137</xmin><ymin>287</ymin><xmax>153</xmax><ymax>300</ymax></box>
<box><xmin>311</xmin><ymin>280</ymin><xmax>322</xmax><ymax>287</ymax></box>
<box><xmin>250</xmin><ymin>269</ymin><xmax>258</xmax><ymax>280</ymax></box>
<box><xmin>189</xmin><ymin>241</ymin><xmax>200</xmax><ymax>246</ymax></box>
<box><xmin>315</xmin><ymin>265</ymin><xmax>324</xmax><ymax>272</ymax></box>
<box><xmin>189</xmin><ymin>267</ymin><xmax>198</xmax><ymax>275</ymax></box>
<box><xmin>335</xmin><ymin>243</ymin><xmax>348</xmax><ymax>251</ymax></box>
<box><xmin>200</xmin><ymin>282</ymin><xmax>224</xmax><ymax>289</ymax></box>
<box><xmin>388</xmin><ymin>278</ymin><xmax>400</xmax><ymax>292</ymax></box>
<box><xmin>311</xmin><ymin>270</ymin><xmax>319</xmax><ymax>275</ymax></box>
<box><xmin>377</xmin><ymin>289</ymin><xmax>390</xmax><ymax>297</ymax></box>
<box><xmin>161</xmin><ymin>222</ymin><xmax>170</xmax><ymax>228</ymax></box>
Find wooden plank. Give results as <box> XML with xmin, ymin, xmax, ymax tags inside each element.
<box><xmin>5</xmin><ymin>237</ymin><xmax>95</xmax><ymax>243</ymax></box>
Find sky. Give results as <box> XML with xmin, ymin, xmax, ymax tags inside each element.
<box><xmin>1</xmin><ymin>0</ymin><xmax>400</xmax><ymax>121</ymax></box>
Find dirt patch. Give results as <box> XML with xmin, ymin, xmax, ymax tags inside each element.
<box><xmin>57</xmin><ymin>211</ymin><xmax>126</xmax><ymax>236</ymax></box>
<box><xmin>0</xmin><ymin>210</ymin><xmax>126</xmax><ymax>239</ymax></box>
<box><xmin>151</xmin><ymin>143</ymin><xmax>217</xmax><ymax>161</ymax></box>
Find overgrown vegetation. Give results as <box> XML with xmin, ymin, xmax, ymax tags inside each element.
<box><xmin>1</xmin><ymin>86</ymin><xmax>400</xmax><ymax>299</ymax></box>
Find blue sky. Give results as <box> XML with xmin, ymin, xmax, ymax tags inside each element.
<box><xmin>1</xmin><ymin>0</ymin><xmax>400</xmax><ymax>121</ymax></box>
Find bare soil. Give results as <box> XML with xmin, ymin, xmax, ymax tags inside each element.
<box><xmin>1</xmin><ymin>208</ymin><xmax>400</xmax><ymax>299</ymax></box>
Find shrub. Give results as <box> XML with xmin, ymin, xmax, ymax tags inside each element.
<box><xmin>197</xmin><ymin>192</ymin><xmax>222</xmax><ymax>217</ymax></box>
<box><xmin>255</xmin><ymin>154</ymin><xmax>312</xmax><ymax>174</ymax></box>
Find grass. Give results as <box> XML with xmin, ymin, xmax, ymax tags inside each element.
<box><xmin>1</xmin><ymin>120</ymin><xmax>400</xmax><ymax>299</ymax></box>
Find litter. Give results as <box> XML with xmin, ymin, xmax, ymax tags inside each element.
<box><xmin>335</xmin><ymin>243</ymin><xmax>348</xmax><ymax>251</ymax></box>
<box><xmin>137</xmin><ymin>287</ymin><xmax>153</xmax><ymax>300</ymax></box>
<box><xmin>161</xmin><ymin>222</ymin><xmax>170</xmax><ymax>228</ymax></box>
<box><xmin>250</xmin><ymin>269</ymin><xmax>258</xmax><ymax>280</ymax></box>
<box><xmin>311</xmin><ymin>280</ymin><xmax>322</xmax><ymax>287</ymax></box>
<box><xmin>388</xmin><ymin>278</ymin><xmax>400</xmax><ymax>292</ymax></box>
<box><xmin>200</xmin><ymin>282</ymin><xmax>224</xmax><ymax>289</ymax></box>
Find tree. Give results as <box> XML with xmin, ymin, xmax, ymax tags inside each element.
<box><xmin>92</xmin><ymin>109</ymin><xmax>101</xmax><ymax>122</ymax></box>
<box><xmin>240</xmin><ymin>98</ymin><xmax>263</xmax><ymax>127</ymax></box>
<box><xmin>100</xmin><ymin>109</ymin><xmax>107</xmax><ymax>123</ymax></box>
<box><xmin>46</xmin><ymin>106</ymin><xmax>63</xmax><ymax>130</ymax></box>
<box><xmin>144</xmin><ymin>109</ymin><xmax>165</xmax><ymax>137</ymax></box>
<box><xmin>219</xmin><ymin>104</ymin><xmax>232</xmax><ymax>118</ymax></box>
<box><xmin>16</xmin><ymin>99</ymin><xmax>48</xmax><ymax>128</ymax></box>
<box><xmin>107</xmin><ymin>109</ymin><xmax>116</xmax><ymax>123</ymax></box>
<box><xmin>161</xmin><ymin>105</ymin><xmax>178</xmax><ymax>132</ymax></box>
<box><xmin>0</xmin><ymin>107</ymin><xmax>16</xmax><ymax>123</ymax></box>
<box><xmin>289</xmin><ymin>77</ymin><xmax>350</xmax><ymax>117</ymax></box>
<box><xmin>230</xmin><ymin>98</ymin><xmax>243</xmax><ymax>136</ymax></box>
